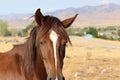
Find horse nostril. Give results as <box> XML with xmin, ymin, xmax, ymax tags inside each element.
<box><xmin>62</xmin><ymin>76</ymin><xmax>65</xmax><ymax>80</ymax></box>
<box><xmin>49</xmin><ymin>78</ymin><xmax>52</xmax><ymax>80</ymax></box>
<box><xmin>49</xmin><ymin>78</ymin><xmax>54</xmax><ymax>80</ymax></box>
<box><xmin>47</xmin><ymin>77</ymin><xmax>51</xmax><ymax>80</ymax></box>
<box><xmin>47</xmin><ymin>76</ymin><xmax>55</xmax><ymax>80</ymax></box>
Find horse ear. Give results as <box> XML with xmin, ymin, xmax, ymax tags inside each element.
<box><xmin>62</xmin><ymin>14</ymin><xmax>78</xmax><ymax>28</ymax></box>
<box><xmin>35</xmin><ymin>8</ymin><xmax>44</xmax><ymax>26</ymax></box>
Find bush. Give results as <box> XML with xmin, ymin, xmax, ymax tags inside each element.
<box><xmin>98</xmin><ymin>35</ymin><xmax>108</xmax><ymax>40</ymax></box>
<box><xmin>18</xmin><ymin>23</ymin><xmax>35</xmax><ymax>37</ymax></box>
<box><xmin>86</xmin><ymin>27</ymin><xmax>98</xmax><ymax>37</ymax></box>
<box><xmin>0</xmin><ymin>20</ymin><xmax>11</xmax><ymax>36</ymax></box>
<box><xmin>66</xmin><ymin>27</ymin><xmax>85</xmax><ymax>36</ymax></box>
<box><xmin>4</xmin><ymin>30</ymin><xmax>12</xmax><ymax>36</ymax></box>
<box><xmin>66</xmin><ymin>28</ymin><xmax>75</xmax><ymax>35</ymax></box>
<box><xmin>17</xmin><ymin>30</ymin><xmax>23</xmax><ymax>37</ymax></box>
<box><xmin>117</xmin><ymin>29</ymin><xmax>120</xmax><ymax>37</ymax></box>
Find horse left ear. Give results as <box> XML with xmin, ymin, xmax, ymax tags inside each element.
<box><xmin>62</xmin><ymin>14</ymin><xmax>78</xmax><ymax>28</ymax></box>
<box><xmin>35</xmin><ymin>8</ymin><xmax>44</xmax><ymax>26</ymax></box>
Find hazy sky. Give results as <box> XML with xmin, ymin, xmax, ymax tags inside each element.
<box><xmin>0</xmin><ymin>0</ymin><xmax>120</xmax><ymax>15</ymax></box>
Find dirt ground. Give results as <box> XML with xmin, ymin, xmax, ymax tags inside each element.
<box><xmin>0</xmin><ymin>36</ymin><xmax>120</xmax><ymax>80</ymax></box>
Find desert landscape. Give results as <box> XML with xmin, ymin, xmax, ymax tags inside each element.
<box><xmin>0</xmin><ymin>36</ymin><xmax>120</xmax><ymax>80</ymax></box>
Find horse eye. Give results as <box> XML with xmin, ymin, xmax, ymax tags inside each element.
<box><xmin>63</xmin><ymin>41</ymin><xmax>67</xmax><ymax>46</ymax></box>
<box><xmin>64</xmin><ymin>43</ymin><xmax>67</xmax><ymax>46</ymax></box>
<box><xmin>40</xmin><ymin>41</ymin><xmax>45</xmax><ymax>45</ymax></box>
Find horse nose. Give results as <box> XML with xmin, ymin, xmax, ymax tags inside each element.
<box><xmin>61</xmin><ymin>76</ymin><xmax>65</xmax><ymax>80</ymax></box>
<box><xmin>47</xmin><ymin>77</ymin><xmax>54</xmax><ymax>80</ymax></box>
<box><xmin>56</xmin><ymin>76</ymin><xmax>65</xmax><ymax>80</ymax></box>
<box><xmin>49</xmin><ymin>78</ymin><xmax>52</xmax><ymax>80</ymax></box>
<box><xmin>48</xmin><ymin>76</ymin><xmax>65</xmax><ymax>80</ymax></box>
<box><xmin>48</xmin><ymin>77</ymin><xmax>54</xmax><ymax>80</ymax></box>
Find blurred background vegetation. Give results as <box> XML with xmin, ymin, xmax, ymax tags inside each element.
<box><xmin>0</xmin><ymin>19</ymin><xmax>120</xmax><ymax>41</ymax></box>
<box><xmin>0</xmin><ymin>20</ymin><xmax>35</xmax><ymax>37</ymax></box>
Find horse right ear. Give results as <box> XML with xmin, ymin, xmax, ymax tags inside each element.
<box><xmin>35</xmin><ymin>8</ymin><xmax>44</xmax><ymax>26</ymax></box>
<box><xmin>62</xmin><ymin>14</ymin><xmax>78</xmax><ymax>28</ymax></box>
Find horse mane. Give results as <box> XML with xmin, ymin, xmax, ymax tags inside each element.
<box><xmin>24</xmin><ymin>15</ymin><xmax>71</xmax><ymax>79</ymax></box>
<box><xmin>24</xmin><ymin>27</ymin><xmax>37</xmax><ymax>80</ymax></box>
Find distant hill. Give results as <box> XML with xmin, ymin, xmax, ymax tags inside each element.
<box><xmin>0</xmin><ymin>3</ymin><xmax>120</xmax><ymax>28</ymax></box>
<box><xmin>48</xmin><ymin>3</ymin><xmax>120</xmax><ymax>27</ymax></box>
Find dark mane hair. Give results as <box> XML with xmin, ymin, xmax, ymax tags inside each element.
<box><xmin>24</xmin><ymin>15</ymin><xmax>71</xmax><ymax>79</ymax></box>
<box><xmin>24</xmin><ymin>27</ymin><xmax>37</xmax><ymax>80</ymax></box>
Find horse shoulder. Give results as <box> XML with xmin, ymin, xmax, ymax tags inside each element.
<box><xmin>0</xmin><ymin>44</ymin><xmax>25</xmax><ymax>80</ymax></box>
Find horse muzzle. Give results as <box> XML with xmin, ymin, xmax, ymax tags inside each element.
<box><xmin>47</xmin><ymin>76</ymin><xmax>65</xmax><ymax>80</ymax></box>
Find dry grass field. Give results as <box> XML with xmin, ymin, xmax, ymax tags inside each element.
<box><xmin>0</xmin><ymin>36</ymin><xmax>120</xmax><ymax>80</ymax></box>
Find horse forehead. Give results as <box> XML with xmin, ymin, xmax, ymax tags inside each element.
<box><xmin>50</xmin><ymin>30</ymin><xmax>58</xmax><ymax>40</ymax></box>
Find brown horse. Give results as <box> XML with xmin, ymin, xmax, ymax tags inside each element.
<box><xmin>0</xmin><ymin>9</ymin><xmax>78</xmax><ymax>80</ymax></box>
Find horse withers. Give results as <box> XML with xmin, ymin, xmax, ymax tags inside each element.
<box><xmin>0</xmin><ymin>9</ymin><xmax>78</xmax><ymax>80</ymax></box>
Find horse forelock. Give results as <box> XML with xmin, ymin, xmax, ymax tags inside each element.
<box><xmin>36</xmin><ymin>15</ymin><xmax>71</xmax><ymax>45</ymax></box>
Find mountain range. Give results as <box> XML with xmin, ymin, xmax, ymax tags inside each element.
<box><xmin>0</xmin><ymin>3</ymin><xmax>120</xmax><ymax>29</ymax></box>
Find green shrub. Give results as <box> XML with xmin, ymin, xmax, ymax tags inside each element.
<box><xmin>18</xmin><ymin>23</ymin><xmax>35</xmax><ymax>37</ymax></box>
<box><xmin>0</xmin><ymin>20</ymin><xmax>11</xmax><ymax>36</ymax></box>
<box><xmin>86</xmin><ymin>27</ymin><xmax>98</xmax><ymax>37</ymax></box>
